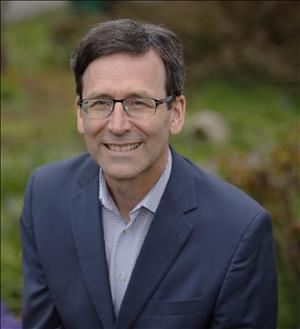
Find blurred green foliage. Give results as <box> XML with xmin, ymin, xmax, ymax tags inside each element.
<box><xmin>1</xmin><ymin>2</ymin><xmax>299</xmax><ymax>328</ymax></box>
<box><xmin>218</xmin><ymin>129</ymin><xmax>300</xmax><ymax>328</ymax></box>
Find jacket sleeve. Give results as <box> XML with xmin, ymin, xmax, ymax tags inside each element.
<box><xmin>20</xmin><ymin>172</ymin><xmax>65</xmax><ymax>329</ymax></box>
<box><xmin>210</xmin><ymin>210</ymin><xmax>278</xmax><ymax>329</ymax></box>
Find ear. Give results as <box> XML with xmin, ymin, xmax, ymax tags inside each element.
<box><xmin>169</xmin><ymin>95</ymin><xmax>186</xmax><ymax>135</ymax></box>
<box><xmin>76</xmin><ymin>96</ymin><xmax>85</xmax><ymax>134</ymax></box>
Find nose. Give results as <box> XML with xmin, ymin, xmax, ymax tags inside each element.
<box><xmin>107</xmin><ymin>101</ymin><xmax>131</xmax><ymax>135</ymax></box>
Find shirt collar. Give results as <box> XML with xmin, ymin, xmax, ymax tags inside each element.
<box><xmin>99</xmin><ymin>148</ymin><xmax>172</xmax><ymax>215</ymax></box>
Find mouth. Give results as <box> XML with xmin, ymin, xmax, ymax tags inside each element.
<box><xmin>104</xmin><ymin>142</ymin><xmax>142</xmax><ymax>152</ymax></box>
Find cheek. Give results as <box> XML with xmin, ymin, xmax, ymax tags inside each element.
<box><xmin>82</xmin><ymin>119</ymin><xmax>107</xmax><ymax>137</ymax></box>
<box><xmin>142</xmin><ymin>120</ymin><xmax>171</xmax><ymax>146</ymax></box>
<box><xmin>152</xmin><ymin>114</ymin><xmax>172</xmax><ymax>137</ymax></box>
<box><xmin>133</xmin><ymin>118</ymin><xmax>165</xmax><ymax>140</ymax></box>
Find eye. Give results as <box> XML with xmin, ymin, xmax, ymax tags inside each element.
<box><xmin>130</xmin><ymin>99</ymin><xmax>154</xmax><ymax>108</ymax></box>
<box><xmin>90</xmin><ymin>99</ymin><xmax>110</xmax><ymax>108</ymax></box>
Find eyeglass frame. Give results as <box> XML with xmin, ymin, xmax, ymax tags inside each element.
<box><xmin>78</xmin><ymin>95</ymin><xmax>175</xmax><ymax>118</ymax></box>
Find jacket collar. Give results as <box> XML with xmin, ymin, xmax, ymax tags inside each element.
<box><xmin>75</xmin><ymin>154</ymin><xmax>99</xmax><ymax>188</ymax></box>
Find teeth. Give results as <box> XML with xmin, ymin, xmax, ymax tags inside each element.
<box><xmin>106</xmin><ymin>143</ymin><xmax>140</xmax><ymax>152</ymax></box>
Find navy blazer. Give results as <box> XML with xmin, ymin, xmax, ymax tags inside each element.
<box><xmin>20</xmin><ymin>150</ymin><xmax>277</xmax><ymax>329</ymax></box>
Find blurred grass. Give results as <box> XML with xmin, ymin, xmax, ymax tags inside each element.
<box><xmin>1</xmin><ymin>6</ymin><xmax>299</xmax><ymax>328</ymax></box>
<box><xmin>174</xmin><ymin>78</ymin><xmax>299</xmax><ymax>170</ymax></box>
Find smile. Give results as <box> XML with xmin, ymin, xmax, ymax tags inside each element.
<box><xmin>104</xmin><ymin>143</ymin><xmax>141</xmax><ymax>152</ymax></box>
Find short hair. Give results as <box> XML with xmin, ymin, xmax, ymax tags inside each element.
<box><xmin>70</xmin><ymin>19</ymin><xmax>185</xmax><ymax>99</ymax></box>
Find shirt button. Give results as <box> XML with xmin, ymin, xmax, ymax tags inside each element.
<box><xmin>119</xmin><ymin>273</ymin><xmax>127</xmax><ymax>282</ymax></box>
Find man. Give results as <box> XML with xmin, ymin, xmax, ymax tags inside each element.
<box><xmin>20</xmin><ymin>19</ymin><xmax>277</xmax><ymax>329</ymax></box>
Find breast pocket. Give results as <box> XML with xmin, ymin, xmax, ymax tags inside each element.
<box><xmin>143</xmin><ymin>297</ymin><xmax>206</xmax><ymax>316</ymax></box>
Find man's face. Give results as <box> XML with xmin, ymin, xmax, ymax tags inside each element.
<box><xmin>76</xmin><ymin>50</ymin><xmax>185</xmax><ymax>185</ymax></box>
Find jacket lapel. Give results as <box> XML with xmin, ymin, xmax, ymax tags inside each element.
<box><xmin>115</xmin><ymin>150</ymin><xmax>198</xmax><ymax>329</ymax></box>
<box><xmin>69</xmin><ymin>157</ymin><xmax>115</xmax><ymax>329</ymax></box>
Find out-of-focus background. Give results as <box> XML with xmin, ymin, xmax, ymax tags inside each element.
<box><xmin>1</xmin><ymin>1</ymin><xmax>299</xmax><ymax>328</ymax></box>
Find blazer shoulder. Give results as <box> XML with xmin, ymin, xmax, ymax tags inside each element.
<box><xmin>28</xmin><ymin>153</ymin><xmax>97</xmax><ymax>193</ymax></box>
<box><xmin>33</xmin><ymin>153</ymin><xmax>90</xmax><ymax>175</ymax></box>
<box><xmin>182</xmin><ymin>155</ymin><xmax>266</xmax><ymax>218</ymax></box>
<box><xmin>174</xmin><ymin>156</ymin><xmax>274</xmax><ymax>254</ymax></box>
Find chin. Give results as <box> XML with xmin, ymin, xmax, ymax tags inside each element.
<box><xmin>102</xmin><ymin>166</ymin><xmax>142</xmax><ymax>182</ymax></box>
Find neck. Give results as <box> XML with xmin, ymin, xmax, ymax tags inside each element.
<box><xmin>106</xmin><ymin>181</ymin><xmax>141</xmax><ymax>222</ymax></box>
<box><xmin>104</xmin><ymin>153</ymin><xmax>169</xmax><ymax>221</ymax></box>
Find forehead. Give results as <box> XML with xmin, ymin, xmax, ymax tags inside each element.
<box><xmin>82</xmin><ymin>50</ymin><xmax>167</xmax><ymax>97</ymax></box>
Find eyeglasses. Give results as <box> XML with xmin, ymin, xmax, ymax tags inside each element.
<box><xmin>79</xmin><ymin>95</ymin><xmax>175</xmax><ymax>119</ymax></box>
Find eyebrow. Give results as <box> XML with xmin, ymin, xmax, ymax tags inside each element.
<box><xmin>85</xmin><ymin>90</ymin><xmax>155</xmax><ymax>99</ymax></box>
